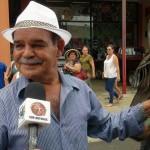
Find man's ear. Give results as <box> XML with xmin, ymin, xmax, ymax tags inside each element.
<box><xmin>56</xmin><ymin>38</ymin><xmax>65</xmax><ymax>58</ymax></box>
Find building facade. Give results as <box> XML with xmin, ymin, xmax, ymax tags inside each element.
<box><xmin>0</xmin><ymin>0</ymin><xmax>150</xmax><ymax>65</ymax></box>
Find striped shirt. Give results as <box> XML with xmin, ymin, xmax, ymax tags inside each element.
<box><xmin>0</xmin><ymin>71</ymin><xmax>146</xmax><ymax>150</ymax></box>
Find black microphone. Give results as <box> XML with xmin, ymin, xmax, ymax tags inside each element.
<box><xmin>25</xmin><ymin>82</ymin><xmax>46</xmax><ymax>150</ymax></box>
<box><xmin>24</xmin><ymin>82</ymin><xmax>46</xmax><ymax>100</ymax></box>
<box><xmin>18</xmin><ymin>82</ymin><xmax>50</xmax><ymax>150</ymax></box>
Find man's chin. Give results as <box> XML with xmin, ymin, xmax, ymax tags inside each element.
<box><xmin>23</xmin><ymin>73</ymin><xmax>36</xmax><ymax>80</ymax></box>
<box><xmin>23</xmin><ymin>73</ymin><xmax>44</xmax><ymax>82</ymax></box>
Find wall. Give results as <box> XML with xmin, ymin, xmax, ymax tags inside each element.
<box><xmin>0</xmin><ymin>0</ymin><xmax>11</xmax><ymax>66</ymax></box>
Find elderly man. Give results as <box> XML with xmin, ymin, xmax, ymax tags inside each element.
<box><xmin>1</xmin><ymin>1</ymin><xmax>150</xmax><ymax>150</ymax></box>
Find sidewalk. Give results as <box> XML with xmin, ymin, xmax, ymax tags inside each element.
<box><xmin>91</xmin><ymin>79</ymin><xmax>136</xmax><ymax>112</ymax></box>
<box><xmin>88</xmin><ymin>79</ymin><xmax>137</xmax><ymax>143</ymax></box>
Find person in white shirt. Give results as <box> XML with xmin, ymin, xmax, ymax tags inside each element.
<box><xmin>102</xmin><ymin>44</ymin><xmax>121</xmax><ymax>107</ymax></box>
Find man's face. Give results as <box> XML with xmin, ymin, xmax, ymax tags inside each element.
<box><xmin>13</xmin><ymin>28</ymin><xmax>64</xmax><ymax>81</ymax></box>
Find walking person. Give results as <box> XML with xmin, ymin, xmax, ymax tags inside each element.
<box><xmin>80</xmin><ymin>45</ymin><xmax>95</xmax><ymax>87</ymax></box>
<box><xmin>105</xmin><ymin>80</ymin><xmax>123</xmax><ymax>100</ymax></box>
<box><xmin>1</xmin><ymin>1</ymin><xmax>150</xmax><ymax>150</ymax></box>
<box><xmin>102</xmin><ymin>44</ymin><xmax>122</xmax><ymax>107</ymax></box>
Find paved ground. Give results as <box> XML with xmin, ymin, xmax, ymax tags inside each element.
<box><xmin>88</xmin><ymin>79</ymin><xmax>141</xmax><ymax>150</ymax></box>
<box><xmin>90</xmin><ymin>79</ymin><xmax>137</xmax><ymax>112</ymax></box>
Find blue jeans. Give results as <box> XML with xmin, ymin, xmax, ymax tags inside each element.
<box><xmin>105</xmin><ymin>77</ymin><xmax>119</xmax><ymax>104</ymax></box>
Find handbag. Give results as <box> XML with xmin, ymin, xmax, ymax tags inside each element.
<box><xmin>75</xmin><ymin>69</ymin><xmax>88</xmax><ymax>80</ymax></box>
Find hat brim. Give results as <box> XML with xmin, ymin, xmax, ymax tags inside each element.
<box><xmin>64</xmin><ymin>49</ymin><xmax>81</xmax><ymax>59</ymax></box>
<box><xmin>2</xmin><ymin>26</ymin><xmax>71</xmax><ymax>46</ymax></box>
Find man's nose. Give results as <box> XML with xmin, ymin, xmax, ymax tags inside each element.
<box><xmin>22</xmin><ymin>46</ymin><xmax>35</xmax><ymax>57</ymax></box>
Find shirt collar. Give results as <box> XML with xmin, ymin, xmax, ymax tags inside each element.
<box><xmin>17</xmin><ymin>70</ymin><xmax>80</xmax><ymax>100</ymax></box>
<box><xmin>17</xmin><ymin>77</ymin><xmax>31</xmax><ymax>99</ymax></box>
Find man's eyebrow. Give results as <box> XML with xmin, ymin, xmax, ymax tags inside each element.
<box><xmin>14</xmin><ymin>40</ymin><xmax>23</xmax><ymax>44</ymax></box>
<box><xmin>31</xmin><ymin>40</ymin><xmax>46</xmax><ymax>43</ymax></box>
<box><xmin>31</xmin><ymin>40</ymin><xmax>48</xmax><ymax>46</ymax></box>
<box><xmin>14</xmin><ymin>39</ymin><xmax>46</xmax><ymax>44</ymax></box>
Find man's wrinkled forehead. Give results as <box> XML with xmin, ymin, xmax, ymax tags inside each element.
<box><xmin>12</xmin><ymin>28</ymin><xmax>61</xmax><ymax>45</ymax></box>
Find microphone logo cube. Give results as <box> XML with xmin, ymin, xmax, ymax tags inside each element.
<box><xmin>18</xmin><ymin>98</ymin><xmax>51</xmax><ymax>129</ymax></box>
<box><xmin>31</xmin><ymin>102</ymin><xmax>46</xmax><ymax>116</ymax></box>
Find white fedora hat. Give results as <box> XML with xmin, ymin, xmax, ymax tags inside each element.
<box><xmin>2</xmin><ymin>1</ymin><xmax>71</xmax><ymax>45</ymax></box>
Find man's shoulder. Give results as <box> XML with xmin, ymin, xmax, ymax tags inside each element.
<box><xmin>61</xmin><ymin>72</ymin><xmax>87</xmax><ymax>88</ymax></box>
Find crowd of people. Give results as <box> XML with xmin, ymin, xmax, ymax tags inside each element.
<box><xmin>63</xmin><ymin>46</ymin><xmax>95</xmax><ymax>88</ymax></box>
<box><xmin>0</xmin><ymin>1</ymin><xmax>149</xmax><ymax>150</ymax></box>
<box><xmin>62</xmin><ymin>44</ymin><xmax>122</xmax><ymax>107</ymax></box>
<box><xmin>1</xmin><ymin>43</ymin><xmax>122</xmax><ymax>108</ymax></box>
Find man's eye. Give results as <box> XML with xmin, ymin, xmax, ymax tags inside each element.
<box><xmin>32</xmin><ymin>44</ymin><xmax>44</xmax><ymax>48</ymax></box>
<box><xmin>14</xmin><ymin>44</ymin><xmax>24</xmax><ymax>49</ymax></box>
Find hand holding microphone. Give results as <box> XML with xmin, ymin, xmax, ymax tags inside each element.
<box><xmin>18</xmin><ymin>82</ymin><xmax>50</xmax><ymax>150</ymax></box>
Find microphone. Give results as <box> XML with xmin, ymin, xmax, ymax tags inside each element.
<box><xmin>18</xmin><ymin>82</ymin><xmax>50</xmax><ymax>150</ymax></box>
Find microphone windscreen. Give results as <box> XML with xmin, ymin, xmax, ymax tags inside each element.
<box><xmin>24</xmin><ymin>82</ymin><xmax>46</xmax><ymax>100</ymax></box>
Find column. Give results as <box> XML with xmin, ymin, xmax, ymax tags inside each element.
<box><xmin>0</xmin><ymin>0</ymin><xmax>11</xmax><ymax>66</ymax></box>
